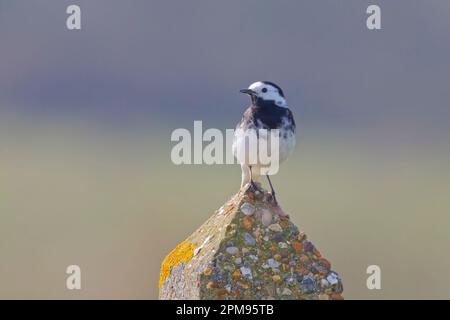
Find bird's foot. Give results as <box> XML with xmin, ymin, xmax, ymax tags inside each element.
<box><xmin>268</xmin><ymin>192</ymin><xmax>279</xmax><ymax>207</ymax></box>
<box><xmin>248</xmin><ymin>180</ymin><xmax>260</xmax><ymax>193</ymax></box>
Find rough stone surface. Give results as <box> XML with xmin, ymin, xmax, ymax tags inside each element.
<box><xmin>159</xmin><ymin>186</ymin><xmax>344</xmax><ymax>300</ymax></box>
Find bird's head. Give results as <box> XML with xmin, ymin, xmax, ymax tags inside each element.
<box><xmin>240</xmin><ymin>81</ymin><xmax>287</xmax><ymax>108</ymax></box>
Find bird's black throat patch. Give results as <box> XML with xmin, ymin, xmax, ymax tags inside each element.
<box><xmin>240</xmin><ymin>103</ymin><xmax>296</xmax><ymax>131</ymax></box>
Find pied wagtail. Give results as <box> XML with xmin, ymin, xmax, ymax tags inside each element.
<box><xmin>232</xmin><ymin>81</ymin><xmax>296</xmax><ymax>205</ymax></box>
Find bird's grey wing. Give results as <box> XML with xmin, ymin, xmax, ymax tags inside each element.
<box><xmin>232</xmin><ymin>107</ymin><xmax>254</xmax><ymax>158</ymax></box>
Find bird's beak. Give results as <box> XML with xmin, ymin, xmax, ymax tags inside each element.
<box><xmin>240</xmin><ymin>89</ymin><xmax>256</xmax><ymax>96</ymax></box>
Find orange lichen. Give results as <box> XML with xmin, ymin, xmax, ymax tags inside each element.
<box><xmin>240</xmin><ymin>216</ymin><xmax>254</xmax><ymax>230</ymax></box>
<box><xmin>159</xmin><ymin>240</ymin><xmax>197</xmax><ymax>288</ymax></box>
<box><xmin>206</xmin><ymin>281</ymin><xmax>218</xmax><ymax>289</ymax></box>
<box><xmin>292</xmin><ymin>240</ymin><xmax>303</xmax><ymax>252</ymax></box>
<box><xmin>217</xmin><ymin>289</ymin><xmax>228</xmax><ymax>298</ymax></box>
<box><xmin>203</xmin><ymin>267</ymin><xmax>213</xmax><ymax>276</ymax></box>
<box><xmin>232</xmin><ymin>269</ymin><xmax>241</xmax><ymax>279</ymax></box>
<box><xmin>237</xmin><ymin>281</ymin><xmax>249</xmax><ymax>289</ymax></box>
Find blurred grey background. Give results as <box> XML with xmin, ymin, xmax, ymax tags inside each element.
<box><xmin>1</xmin><ymin>0</ymin><xmax>450</xmax><ymax>299</ymax></box>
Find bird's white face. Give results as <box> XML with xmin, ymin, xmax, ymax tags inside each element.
<box><xmin>245</xmin><ymin>81</ymin><xmax>288</xmax><ymax>108</ymax></box>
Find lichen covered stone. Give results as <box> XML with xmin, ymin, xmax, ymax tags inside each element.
<box><xmin>159</xmin><ymin>186</ymin><xmax>344</xmax><ymax>300</ymax></box>
<box><xmin>159</xmin><ymin>240</ymin><xmax>197</xmax><ymax>289</ymax></box>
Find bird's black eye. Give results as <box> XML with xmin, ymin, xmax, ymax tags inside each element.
<box><xmin>261</xmin><ymin>88</ymin><xmax>268</xmax><ymax>93</ymax></box>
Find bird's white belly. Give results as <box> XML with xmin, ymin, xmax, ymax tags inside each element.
<box><xmin>232</xmin><ymin>129</ymin><xmax>296</xmax><ymax>167</ymax></box>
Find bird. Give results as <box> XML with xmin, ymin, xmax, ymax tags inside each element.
<box><xmin>232</xmin><ymin>81</ymin><xmax>296</xmax><ymax>205</ymax></box>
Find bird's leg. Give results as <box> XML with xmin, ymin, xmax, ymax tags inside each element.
<box><xmin>248</xmin><ymin>166</ymin><xmax>256</xmax><ymax>191</ymax></box>
<box><xmin>266</xmin><ymin>175</ymin><xmax>278</xmax><ymax>206</ymax></box>
<box><xmin>247</xmin><ymin>166</ymin><xmax>260</xmax><ymax>193</ymax></box>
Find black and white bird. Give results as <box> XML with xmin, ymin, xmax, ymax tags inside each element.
<box><xmin>232</xmin><ymin>81</ymin><xmax>296</xmax><ymax>204</ymax></box>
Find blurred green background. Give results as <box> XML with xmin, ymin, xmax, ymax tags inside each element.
<box><xmin>1</xmin><ymin>112</ymin><xmax>449</xmax><ymax>299</ymax></box>
<box><xmin>1</xmin><ymin>0</ymin><xmax>450</xmax><ymax>299</ymax></box>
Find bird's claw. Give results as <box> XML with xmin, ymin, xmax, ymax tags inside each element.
<box><xmin>247</xmin><ymin>180</ymin><xmax>262</xmax><ymax>194</ymax></box>
<box><xmin>269</xmin><ymin>192</ymin><xmax>279</xmax><ymax>207</ymax></box>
